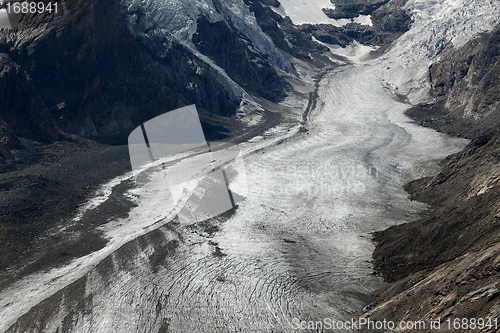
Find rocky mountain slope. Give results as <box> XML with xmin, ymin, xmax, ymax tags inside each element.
<box><xmin>0</xmin><ymin>0</ymin><xmax>414</xmax><ymax>155</ymax></box>
<box><xmin>324</xmin><ymin>0</ymin><xmax>389</xmax><ymax>20</ymax></box>
<box><xmin>0</xmin><ymin>0</ymin><xmax>298</xmax><ymax>150</ymax></box>
<box><xmin>0</xmin><ymin>0</ymin><xmax>381</xmax><ymax>293</ymax></box>
<box><xmin>366</xmin><ymin>26</ymin><xmax>500</xmax><ymax>329</ymax></box>
<box><xmin>0</xmin><ymin>0</ymin><xmax>251</xmax><ymax>280</ymax></box>
<box><xmin>407</xmin><ymin>27</ymin><xmax>500</xmax><ymax>138</ymax></box>
<box><xmin>321</xmin><ymin>0</ymin><xmax>412</xmax><ymax>47</ymax></box>
<box><xmin>0</xmin><ymin>0</ymin><xmax>282</xmax><ymax>287</ymax></box>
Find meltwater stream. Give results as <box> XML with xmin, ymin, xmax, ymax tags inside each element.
<box><xmin>1</xmin><ymin>63</ymin><xmax>467</xmax><ymax>332</ymax></box>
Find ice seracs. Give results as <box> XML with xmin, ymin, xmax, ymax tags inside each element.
<box><xmin>379</xmin><ymin>0</ymin><xmax>500</xmax><ymax>104</ymax></box>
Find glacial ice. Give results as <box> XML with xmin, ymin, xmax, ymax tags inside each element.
<box><xmin>379</xmin><ymin>0</ymin><xmax>500</xmax><ymax>103</ymax></box>
<box><xmin>1</xmin><ymin>0</ymin><xmax>498</xmax><ymax>331</ymax></box>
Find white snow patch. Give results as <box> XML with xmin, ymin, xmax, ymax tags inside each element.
<box><xmin>272</xmin><ymin>0</ymin><xmax>372</xmax><ymax>26</ymax></box>
<box><xmin>313</xmin><ymin>37</ymin><xmax>379</xmax><ymax>64</ymax></box>
<box><xmin>72</xmin><ymin>174</ymin><xmax>133</xmax><ymax>222</ymax></box>
<box><xmin>0</xmin><ymin>9</ymin><xmax>11</xmax><ymax>30</ymax></box>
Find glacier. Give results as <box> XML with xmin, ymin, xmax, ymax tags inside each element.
<box><xmin>1</xmin><ymin>0</ymin><xmax>500</xmax><ymax>332</ymax></box>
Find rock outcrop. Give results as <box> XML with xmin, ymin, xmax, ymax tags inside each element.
<box><xmin>321</xmin><ymin>0</ymin><xmax>412</xmax><ymax>48</ymax></box>
<box><xmin>0</xmin><ymin>53</ymin><xmax>58</xmax><ymax>143</ymax></box>
<box><xmin>242</xmin><ymin>0</ymin><xmax>331</xmax><ymax>62</ymax></box>
<box><xmin>192</xmin><ymin>16</ymin><xmax>287</xmax><ymax>101</ymax></box>
<box><xmin>0</xmin><ymin>119</ymin><xmax>23</xmax><ymax>167</ymax></box>
<box><xmin>245</xmin><ymin>0</ymin><xmax>412</xmax><ymax>64</ymax></box>
<box><xmin>407</xmin><ymin>26</ymin><xmax>500</xmax><ymax>138</ymax></box>
<box><xmin>0</xmin><ymin>0</ymin><xmax>258</xmax><ymax>145</ymax></box>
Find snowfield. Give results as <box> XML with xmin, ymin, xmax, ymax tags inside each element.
<box><xmin>272</xmin><ymin>0</ymin><xmax>373</xmax><ymax>26</ymax></box>
<box><xmin>2</xmin><ymin>0</ymin><xmax>500</xmax><ymax>332</ymax></box>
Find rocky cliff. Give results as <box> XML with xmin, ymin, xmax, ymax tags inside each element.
<box><xmin>0</xmin><ymin>0</ymin><xmax>286</xmax><ymax>146</ymax></box>
<box><xmin>0</xmin><ymin>119</ymin><xmax>23</xmax><ymax>165</ymax></box>
<box><xmin>192</xmin><ymin>15</ymin><xmax>287</xmax><ymax>101</ymax></box>
<box><xmin>325</xmin><ymin>0</ymin><xmax>389</xmax><ymax>20</ymax></box>
<box><xmin>321</xmin><ymin>0</ymin><xmax>412</xmax><ymax>47</ymax></box>
<box><xmin>407</xmin><ymin>27</ymin><xmax>500</xmax><ymax>138</ymax></box>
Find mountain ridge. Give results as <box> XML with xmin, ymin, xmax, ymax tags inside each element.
<box><xmin>366</xmin><ymin>24</ymin><xmax>500</xmax><ymax>327</ymax></box>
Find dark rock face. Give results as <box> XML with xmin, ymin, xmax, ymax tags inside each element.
<box><xmin>317</xmin><ymin>0</ymin><xmax>412</xmax><ymax>48</ymax></box>
<box><xmin>0</xmin><ymin>119</ymin><xmax>23</xmax><ymax>167</ymax></box>
<box><xmin>407</xmin><ymin>26</ymin><xmax>500</xmax><ymax>138</ymax></box>
<box><xmin>369</xmin><ymin>0</ymin><xmax>412</xmax><ymax>38</ymax></box>
<box><xmin>242</xmin><ymin>0</ymin><xmax>330</xmax><ymax>62</ymax></box>
<box><xmin>0</xmin><ymin>120</ymin><xmax>22</xmax><ymax>151</ymax></box>
<box><xmin>0</xmin><ymin>0</ymin><xmax>242</xmax><ymax>145</ymax></box>
<box><xmin>0</xmin><ymin>54</ymin><xmax>58</xmax><ymax>143</ymax></box>
<box><xmin>193</xmin><ymin>16</ymin><xmax>288</xmax><ymax>101</ymax></box>
<box><xmin>258</xmin><ymin>0</ymin><xmax>281</xmax><ymax>7</ymax></box>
